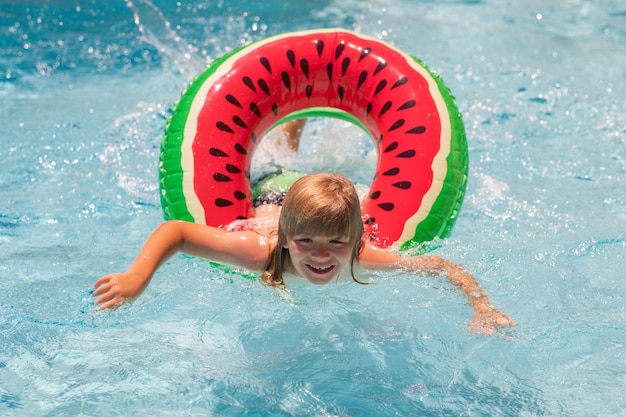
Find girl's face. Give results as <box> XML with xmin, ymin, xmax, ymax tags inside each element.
<box><xmin>283</xmin><ymin>233</ymin><xmax>353</xmax><ymax>285</ymax></box>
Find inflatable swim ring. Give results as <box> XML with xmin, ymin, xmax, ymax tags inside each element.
<box><xmin>160</xmin><ymin>28</ymin><xmax>468</xmax><ymax>250</ymax></box>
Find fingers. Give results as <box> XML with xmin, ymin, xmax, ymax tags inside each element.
<box><xmin>92</xmin><ymin>274</ymin><xmax>121</xmax><ymax>310</ymax></box>
<box><xmin>94</xmin><ymin>290</ymin><xmax>126</xmax><ymax>311</ymax></box>
<box><xmin>92</xmin><ymin>272</ymin><xmax>140</xmax><ymax>310</ymax></box>
<box><xmin>468</xmin><ymin>310</ymin><xmax>516</xmax><ymax>336</ymax></box>
<box><xmin>93</xmin><ymin>274</ymin><xmax>114</xmax><ymax>292</ymax></box>
<box><xmin>95</xmin><ymin>297</ymin><xmax>120</xmax><ymax>311</ymax></box>
<box><xmin>93</xmin><ymin>287</ymin><xmax>117</xmax><ymax>310</ymax></box>
<box><xmin>497</xmin><ymin>316</ymin><xmax>516</xmax><ymax>327</ymax></box>
<box><xmin>92</xmin><ymin>282</ymin><xmax>109</xmax><ymax>297</ymax></box>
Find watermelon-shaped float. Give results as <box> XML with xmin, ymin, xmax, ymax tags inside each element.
<box><xmin>160</xmin><ymin>28</ymin><xmax>468</xmax><ymax>251</ymax></box>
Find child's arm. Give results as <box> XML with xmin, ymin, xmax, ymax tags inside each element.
<box><xmin>360</xmin><ymin>245</ymin><xmax>515</xmax><ymax>335</ymax></box>
<box><xmin>404</xmin><ymin>255</ymin><xmax>515</xmax><ymax>335</ymax></box>
<box><xmin>281</xmin><ymin>118</ymin><xmax>306</xmax><ymax>151</ymax></box>
<box><xmin>92</xmin><ymin>220</ymin><xmax>271</xmax><ymax>310</ymax></box>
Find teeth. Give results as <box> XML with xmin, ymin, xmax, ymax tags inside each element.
<box><xmin>308</xmin><ymin>264</ymin><xmax>331</xmax><ymax>271</ymax></box>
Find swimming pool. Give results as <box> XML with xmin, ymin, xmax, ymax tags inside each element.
<box><xmin>1</xmin><ymin>0</ymin><xmax>625</xmax><ymax>415</ymax></box>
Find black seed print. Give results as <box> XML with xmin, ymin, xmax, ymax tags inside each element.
<box><xmin>306</xmin><ymin>85</ymin><xmax>313</xmax><ymax>99</ymax></box>
<box><xmin>234</xmin><ymin>143</ymin><xmax>247</xmax><ymax>155</ymax></box>
<box><xmin>338</xmin><ymin>86</ymin><xmax>345</xmax><ymax>101</ymax></box>
<box><xmin>391</xmin><ymin>77</ymin><xmax>408</xmax><ymax>89</ymax></box>
<box><xmin>378</xmin><ymin>101</ymin><xmax>392</xmax><ymax>117</ymax></box>
<box><xmin>225</xmin><ymin>94</ymin><xmax>242</xmax><ymax>108</ymax></box>
<box><xmin>281</xmin><ymin>71</ymin><xmax>291</xmax><ymax>91</ymax></box>
<box><xmin>300</xmin><ymin>59</ymin><xmax>309</xmax><ymax>78</ymax></box>
<box><xmin>234</xmin><ymin>191</ymin><xmax>247</xmax><ymax>200</ymax></box>
<box><xmin>398</xmin><ymin>100</ymin><xmax>416</xmax><ymax>111</ymax></box>
<box><xmin>397</xmin><ymin>150</ymin><xmax>416</xmax><ymax>158</ymax></box>
<box><xmin>373</xmin><ymin>60</ymin><xmax>387</xmax><ymax>76</ymax></box>
<box><xmin>388</xmin><ymin>119</ymin><xmax>405</xmax><ymax>132</ymax></box>
<box><xmin>209</xmin><ymin>148</ymin><xmax>228</xmax><ymax>157</ymax></box>
<box><xmin>378</xmin><ymin>202</ymin><xmax>395</xmax><ymax>211</ymax></box>
<box><xmin>326</xmin><ymin>63</ymin><xmax>333</xmax><ymax>81</ymax></box>
<box><xmin>315</xmin><ymin>40</ymin><xmax>324</xmax><ymax>56</ymax></box>
<box><xmin>258</xmin><ymin>79</ymin><xmax>270</xmax><ymax>95</ymax></box>
<box><xmin>215</xmin><ymin>198</ymin><xmax>234</xmax><ymax>207</ymax></box>
<box><xmin>369</xmin><ymin>191</ymin><xmax>381</xmax><ymax>199</ymax></box>
<box><xmin>383</xmin><ymin>167</ymin><xmax>400</xmax><ymax>176</ymax></box>
<box><xmin>377</xmin><ymin>134</ymin><xmax>383</xmax><ymax>143</ymax></box>
<box><xmin>359</xmin><ymin>47</ymin><xmax>371</xmax><ymax>62</ymax></box>
<box><xmin>236</xmin><ymin>215</ymin><xmax>247</xmax><ymax>220</ymax></box>
<box><xmin>233</xmin><ymin>116</ymin><xmax>247</xmax><ymax>129</ymax></box>
<box><xmin>244</xmin><ymin>170</ymin><xmax>250</xmax><ymax>179</ymax></box>
<box><xmin>407</xmin><ymin>126</ymin><xmax>426</xmax><ymax>134</ymax></box>
<box><xmin>364</xmin><ymin>217</ymin><xmax>376</xmax><ymax>225</ymax></box>
<box><xmin>383</xmin><ymin>142</ymin><xmax>398</xmax><ymax>153</ymax></box>
<box><xmin>260</xmin><ymin>57</ymin><xmax>272</xmax><ymax>74</ymax></box>
<box><xmin>213</xmin><ymin>173</ymin><xmax>232</xmax><ymax>182</ymax></box>
<box><xmin>392</xmin><ymin>181</ymin><xmax>412</xmax><ymax>189</ymax></box>
<box><xmin>335</xmin><ymin>42</ymin><xmax>345</xmax><ymax>60</ymax></box>
<box><xmin>250</xmin><ymin>103</ymin><xmax>261</xmax><ymax>118</ymax></box>
<box><xmin>242</xmin><ymin>76</ymin><xmax>256</xmax><ymax>92</ymax></box>
<box><xmin>358</xmin><ymin>71</ymin><xmax>368</xmax><ymax>90</ymax></box>
<box><xmin>374</xmin><ymin>80</ymin><xmax>387</xmax><ymax>96</ymax></box>
<box><xmin>226</xmin><ymin>164</ymin><xmax>241</xmax><ymax>173</ymax></box>
<box><xmin>341</xmin><ymin>57</ymin><xmax>350</xmax><ymax>76</ymax></box>
<box><xmin>272</xmin><ymin>103</ymin><xmax>278</xmax><ymax>116</ymax></box>
<box><xmin>251</xmin><ymin>133</ymin><xmax>258</xmax><ymax>143</ymax></box>
<box><xmin>216</xmin><ymin>121</ymin><xmax>234</xmax><ymax>133</ymax></box>
<box><xmin>366</xmin><ymin>103</ymin><xmax>373</xmax><ymax>116</ymax></box>
<box><xmin>286</xmin><ymin>50</ymin><xmax>296</xmax><ymax>68</ymax></box>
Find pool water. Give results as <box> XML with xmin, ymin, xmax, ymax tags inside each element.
<box><xmin>1</xmin><ymin>0</ymin><xmax>625</xmax><ymax>415</ymax></box>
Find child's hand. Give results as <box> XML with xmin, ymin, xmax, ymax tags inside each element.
<box><xmin>468</xmin><ymin>304</ymin><xmax>516</xmax><ymax>335</ymax></box>
<box><xmin>92</xmin><ymin>271</ymin><xmax>147</xmax><ymax>310</ymax></box>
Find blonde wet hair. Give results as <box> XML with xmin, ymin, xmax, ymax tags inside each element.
<box><xmin>262</xmin><ymin>173</ymin><xmax>365</xmax><ymax>286</ymax></box>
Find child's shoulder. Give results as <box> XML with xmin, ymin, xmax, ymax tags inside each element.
<box><xmin>358</xmin><ymin>242</ymin><xmax>403</xmax><ymax>269</ymax></box>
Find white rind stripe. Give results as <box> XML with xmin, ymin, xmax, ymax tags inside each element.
<box><xmin>180</xmin><ymin>48</ymin><xmax>239</xmax><ymax>223</ymax></box>
<box><xmin>395</xmin><ymin>52</ymin><xmax>452</xmax><ymax>247</ymax></box>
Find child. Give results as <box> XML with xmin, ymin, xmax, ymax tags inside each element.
<box><xmin>93</xmin><ymin>172</ymin><xmax>514</xmax><ymax>335</ymax></box>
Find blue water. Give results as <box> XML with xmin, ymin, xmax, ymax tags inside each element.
<box><xmin>1</xmin><ymin>0</ymin><xmax>625</xmax><ymax>415</ymax></box>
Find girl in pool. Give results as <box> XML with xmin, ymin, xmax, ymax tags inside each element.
<box><xmin>93</xmin><ymin>171</ymin><xmax>514</xmax><ymax>335</ymax></box>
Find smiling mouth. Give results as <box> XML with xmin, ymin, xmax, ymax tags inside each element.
<box><xmin>305</xmin><ymin>264</ymin><xmax>335</xmax><ymax>275</ymax></box>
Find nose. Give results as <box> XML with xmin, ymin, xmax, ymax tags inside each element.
<box><xmin>310</xmin><ymin>243</ymin><xmax>331</xmax><ymax>260</ymax></box>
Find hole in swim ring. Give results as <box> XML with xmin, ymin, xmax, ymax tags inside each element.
<box><xmin>251</xmin><ymin>117</ymin><xmax>377</xmax><ymax>197</ymax></box>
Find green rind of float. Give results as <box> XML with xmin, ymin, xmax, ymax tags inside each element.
<box><xmin>400</xmin><ymin>56</ymin><xmax>468</xmax><ymax>252</ymax></box>
<box><xmin>159</xmin><ymin>45</ymin><xmax>250</xmax><ymax>221</ymax></box>
<box><xmin>269</xmin><ymin>107</ymin><xmax>369</xmax><ymax>134</ymax></box>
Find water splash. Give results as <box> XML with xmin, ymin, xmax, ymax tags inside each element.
<box><xmin>124</xmin><ymin>0</ymin><xmax>205</xmax><ymax>76</ymax></box>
